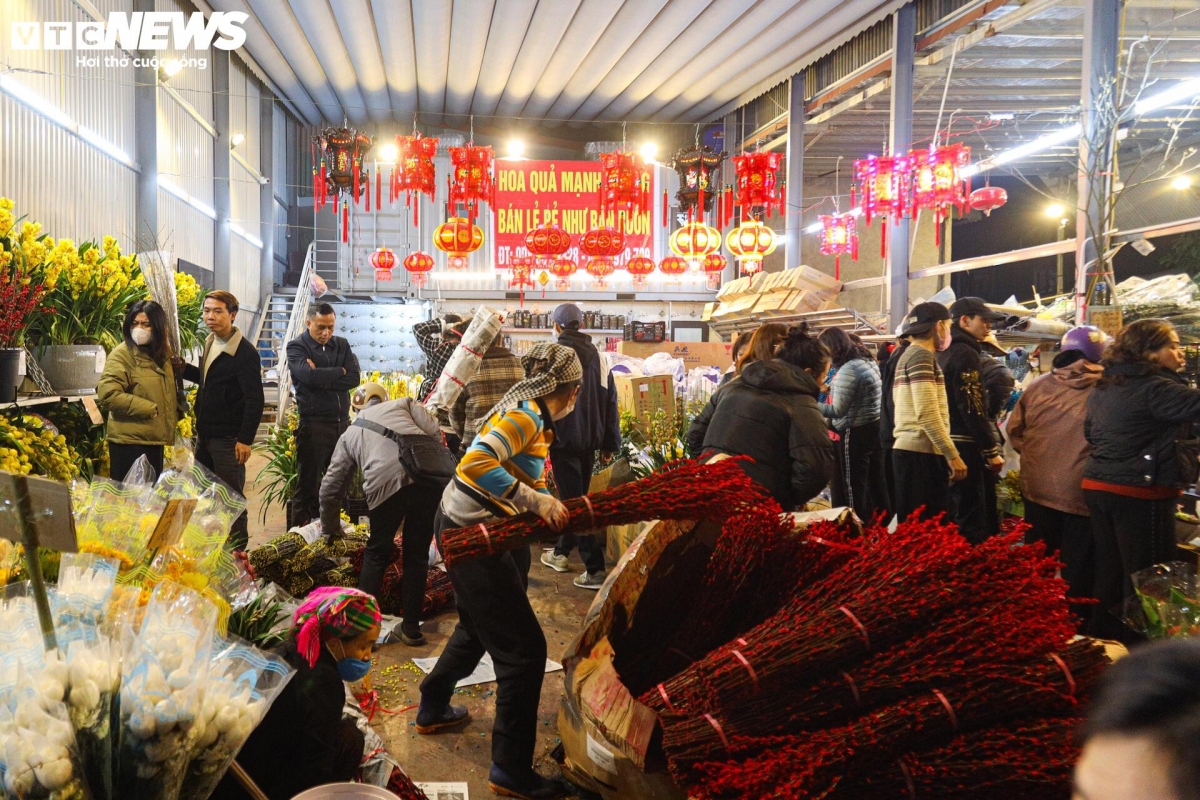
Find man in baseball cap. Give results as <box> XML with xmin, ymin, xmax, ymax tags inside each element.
<box><xmin>938</xmin><ymin>297</ymin><xmax>1009</xmax><ymax>543</ymax></box>
<box><xmin>891</xmin><ymin>302</ymin><xmax>967</xmax><ymax>522</ymax></box>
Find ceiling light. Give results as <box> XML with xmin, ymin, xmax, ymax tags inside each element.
<box><xmin>988</xmin><ymin>112</ymin><xmax>1015</xmax><ymax>121</ymax></box>
<box><xmin>1134</xmin><ymin>76</ymin><xmax>1200</xmax><ymax>117</ymax></box>
<box><xmin>379</xmin><ymin>142</ymin><xmax>399</xmax><ymax>162</ymax></box>
<box><xmin>230</xmin><ymin>132</ymin><xmax>245</xmax><ymax>149</ymax></box>
<box><xmin>506</xmin><ymin>139</ymin><xmax>524</xmax><ymax>158</ymax></box>
<box><xmin>1044</xmin><ymin>203</ymin><xmax>1065</xmax><ymax>219</ymax></box>
<box><xmin>1173</xmin><ymin>174</ymin><xmax>1193</xmax><ymax>190</ymax></box>
<box><xmin>640</xmin><ymin>142</ymin><xmax>658</xmax><ymax>162</ymax></box>
<box><xmin>159</xmin><ymin>59</ymin><xmax>184</xmax><ymax>81</ymax></box>
<box><xmin>964</xmin><ymin>123</ymin><xmax>1083</xmax><ymax>177</ymax></box>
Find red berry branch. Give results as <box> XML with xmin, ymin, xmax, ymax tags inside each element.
<box><xmin>440</xmin><ymin>458</ymin><xmax>770</xmax><ymax>566</ymax></box>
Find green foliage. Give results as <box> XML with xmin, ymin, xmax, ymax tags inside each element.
<box><xmin>227</xmin><ymin>592</ymin><xmax>289</xmax><ymax>649</ymax></box>
<box><xmin>254</xmin><ymin>410</ymin><xmax>298</xmax><ymax>523</ymax></box>
<box><xmin>1158</xmin><ymin>230</ymin><xmax>1200</xmax><ymax>277</ymax></box>
<box><xmin>619</xmin><ymin>400</ymin><xmax>696</xmax><ymax>480</ymax></box>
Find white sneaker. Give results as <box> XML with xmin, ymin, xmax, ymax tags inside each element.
<box><xmin>574</xmin><ymin>571</ymin><xmax>606</xmax><ymax>590</ymax></box>
<box><xmin>540</xmin><ymin>552</ymin><xmax>570</xmax><ymax>572</ymax></box>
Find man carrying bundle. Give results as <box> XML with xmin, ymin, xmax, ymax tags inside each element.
<box><xmin>417</xmin><ymin>343</ymin><xmax>580</xmax><ymax>800</ymax></box>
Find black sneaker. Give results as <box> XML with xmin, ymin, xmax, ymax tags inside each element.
<box><xmin>414</xmin><ymin>700</ymin><xmax>469</xmax><ymax>734</ymax></box>
<box><xmin>487</xmin><ymin>764</ymin><xmax>567</xmax><ymax>799</ymax></box>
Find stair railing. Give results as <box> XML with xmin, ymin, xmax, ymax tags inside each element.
<box><xmin>275</xmin><ymin>242</ymin><xmax>316</xmax><ymax>422</ymax></box>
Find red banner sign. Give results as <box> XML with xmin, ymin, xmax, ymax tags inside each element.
<box><xmin>493</xmin><ymin>160</ymin><xmax>655</xmax><ymax>268</ymax></box>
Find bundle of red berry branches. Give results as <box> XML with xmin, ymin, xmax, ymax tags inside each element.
<box><xmin>440</xmin><ymin>457</ymin><xmax>770</xmax><ymax>566</ymax></box>
<box><xmin>644</xmin><ymin>519</ymin><xmax>1058</xmax><ymax>715</ymax></box>
<box><xmin>621</xmin><ymin>505</ymin><xmax>864</xmax><ymax>696</ymax></box>
<box><xmin>835</xmin><ymin>717</ymin><xmax>1082</xmax><ymax>800</ymax></box>
<box><xmin>658</xmin><ymin>541</ymin><xmax>1078</xmax><ymax>764</ymax></box>
<box><xmin>685</xmin><ymin>639</ymin><xmax>1107</xmax><ymax>798</ymax></box>
<box><xmin>385</xmin><ymin>765</ymin><xmax>429</xmax><ymax>800</ymax></box>
<box><xmin>348</xmin><ymin>537</ymin><xmax>455</xmax><ymax>617</ymax></box>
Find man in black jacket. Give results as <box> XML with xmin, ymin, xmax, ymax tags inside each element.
<box><xmin>183</xmin><ymin>291</ymin><xmax>265</xmax><ymax>551</ymax></box>
<box><xmin>539</xmin><ymin>303</ymin><xmax>621</xmax><ymax>590</ymax></box>
<box><xmin>937</xmin><ymin>297</ymin><xmax>1007</xmax><ymax>543</ymax></box>
<box><xmin>286</xmin><ymin>302</ymin><xmax>361</xmax><ymax>526</ymax></box>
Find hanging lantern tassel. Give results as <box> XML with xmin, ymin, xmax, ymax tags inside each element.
<box><xmin>881</xmin><ymin>220</ymin><xmax>888</xmax><ymax>259</ymax></box>
<box><xmin>333</xmin><ymin>192</ymin><xmax>338</xmax><ymax>217</ymax></box>
<box><xmin>413</xmin><ymin>196</ymin><xmax>418</xmax><ymax>228</ymax></box>
<box><xmin>779</xmin><ymin>182</ymin><xmax>786</xmax><ymax>219</ymax></box>
<box><xmin>698</xmin><ymin>181</ymin><xmax>705</xmax><ymax>226</ymax></box>
<box><xmin>342</xmin><ymin>205</ymin><xmax>349</xmax><ymax>243</ymax></box>
<box><xmin>365</xmin><ymin>173</ymin><xmax>371</xmax><ymax>213</ymax></box>
<box><xmin>662</xmin><ymin>190</ymin><xmax>668</xmax><ymax>228</ymax></box>
<box><xmin>376</xmin><ymin>168</ymin><xmax>382</xmax><ymax>210</ymax></box>
<box><xmin>319</xmin><ymin>157</ymin><xmax>328</xmax><ymax>209</ymax></box>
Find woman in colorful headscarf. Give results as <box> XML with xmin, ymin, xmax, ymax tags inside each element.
<box><xmin>418</xmin><ymin>343</ymin><xmax>581</xmax><ymax>800</ymax></box>
<box><xmin>215</xmin><ymin>587</ymin><xmax>381</xmax><ymax>800</ymax></box>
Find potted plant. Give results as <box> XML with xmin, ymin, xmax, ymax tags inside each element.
<box><xmin>25</xmin><ymin>234</ymin><xmax>146</xmax><ymax>394</ymax></box>
<box><xmin>0</xmin><ymin>198</ymin><xmax>58</xmax><ymax>401</ymax></box>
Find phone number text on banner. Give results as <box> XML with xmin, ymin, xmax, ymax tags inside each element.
<box><xmin>492</xmin><ymin>160</ymin><xmax>655</xmax><ymax>268</ymax></box>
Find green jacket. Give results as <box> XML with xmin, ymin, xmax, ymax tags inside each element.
<box><xmin>96</xmin><ymin>343</ymin><xmax>181</xmax><ymax>446</ymax></box>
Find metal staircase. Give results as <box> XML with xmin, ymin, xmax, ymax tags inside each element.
<box><xmin>252</xmin><ymin>242</ymin><xmax>317</xmax><ymax>440</ymax></box>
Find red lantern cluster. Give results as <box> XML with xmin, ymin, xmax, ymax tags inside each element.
<box><xmin>392</xmin><ymin>133</ymin><xmax>439</xmax><ymax>210</ymax></box>
<box><xmin>732</xmin><ymin>152</ymin><xmax>783</xmax><ymax>217</ymax></box>
<box><xmin>626</xmin><ymin>256</ymin><xmax>656</xmax><ymax>290</ymax></box>
<box><xmin>818</xmin><ymin>213</ymin><xmax>859</xmax><ymax>279</ymax></box>
<box><xmin>598</xmin><ymin>151</ymin><xmax>651</xmax><ymax>225</ymax></box>
<box><xmin>448</xmin><ymin>143</ymin><xmax>495</xmax><ymax>219</ymax></box>
<box><xmin>403</xmin><ymin>250</ymin><xmax>434</xmax><ymax>289</ymax></box>
<box><xmin>370</xmin><ymin>247</ymin><xmax>396</xmax><ymax>281</ymax></box>
<box><xmin>579</xmin><ymin>227</ymin><xmax>625</xmax><ymax>259</ymax></box>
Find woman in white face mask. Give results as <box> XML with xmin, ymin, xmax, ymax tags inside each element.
<box><xmin>96</xmin><ymin>300</ymin><xmax>184</xmax><ymax>481</ymax></box>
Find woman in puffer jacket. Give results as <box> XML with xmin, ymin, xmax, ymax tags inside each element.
<box><xmin>697</xmin><ymin>324</ymin><xmax>835</xmax><ymax>510</ymax></box>
<box><xmin>818</xmin><ymin>328</ymin><xmax>887</xmax><ymax>522</ymax></box>
<box><xmin>1083</xmin><ymin>319</ymin><xmax>1200</xmax><ymax>643</ymax></box>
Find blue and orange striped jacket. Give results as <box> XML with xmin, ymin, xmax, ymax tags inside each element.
<box><xmin>440</xmin><ymin>399</ymin><xmax>555</xmax><ymax>526</ymax></box>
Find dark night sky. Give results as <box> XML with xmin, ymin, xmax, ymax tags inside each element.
<box><xmin>950</xmin><ymin>176</ymin><xmax>1176</xmax><ymax>304</ymax></box>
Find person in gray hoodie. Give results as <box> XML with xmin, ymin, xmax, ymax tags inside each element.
<box><xmin>819</xmin><ymin>328</ymin><xmax>887</xmax><ymax>522</ymax></box>
<box><xmin>1006</xmin><ymin>325</ymin><xmax>1110</xmax><ymax>631</ymax></box>
<box><xmin>319</xmin><ymin>382</ymin><xmax>450</xmax><ymax>647</ymax></box>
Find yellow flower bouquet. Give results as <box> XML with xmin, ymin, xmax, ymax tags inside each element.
<box><xmin>0</xmin><ymin>198</ymin><xmax>56</xmax><ymax>348</ymax></box>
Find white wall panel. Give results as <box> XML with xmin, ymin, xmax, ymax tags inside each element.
<box><xmin>0</xmin><ymin>0</ymin><xmax>136</xmax><ymax>249</ymax></box>
<box><xmin>155</xmin><ymin>0</ymin><xmax>214</xmax><ymax>122</ymax></box>
<box><xmin>158</xmin><ymin>193</ymin><xmax>214</xmax><ymax>273</ymax></box>
<box><xmin>228</xmin><ymin>235</ymin><xmax>259</xmax><ymax>311</ymax></box>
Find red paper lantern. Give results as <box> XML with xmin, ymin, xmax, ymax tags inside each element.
<box><xmin>658</xmin><ymin>255</ymin><xmax>689</xmax><ymax>281</ymax></box>
<box><xmin>732</xmin><ymin>151</ymin><xmax>782</xmax><ymax>217</ymax></box>
<box><xmin>819</xmin><ymin>213</ymin><xmax>859</xmax><ymax>279</ymax></box>
<box><xmin>597</xmin><ymin>151</ymin><xmax>651</xmax><ymax>225</ymax></box>
<box><xmin>434</xmin><ymin>217</ymin><xmax>484</xmax><ymax>269</ymax></box>
<box><xmin>969</xmin><ymin>185</ymin><xmax>1008</xmax><ymax>216</ymax></box>
<box><xmin>585</xmin><ymin>257</ymin><xmax>616</xmax><ymax>288</ymax></box>
<box><xmin>910</xmin><ymin>143</ymin><xmax>972</xmax><ymax>245</ymax></box>
<box><xmin>702</xmin><ymin>253</ymin><xmax>728</xmax><ymax>290</ymax></box>
<box><xmin>726</xmin><ymin>219</ymin><xmax>777</xmax><ymax>275</ymax></box>
<box><xmin>370</xmin><ymin>246</ymin><xmax>396</xmax><ymax>281</ymax></box>
<box><xmin>402</xmin><ymin>250</ymin><xmax>434</xmax><ymax>288</ymax></box>
<box><xmin>547</xmin><ymin>258</ymin><xmax>577</xmax><ymax>291</ymax></box>
<box><xmin>392</xmin><ymin>133</ymin><xmax>439</xmax><ymax>205</ymax></box>
<box><xmin>625</xmin><ymin>256</ymin><xmax>656</xmax><ymax>290</ymax></box>
<box><xmin>579</xmin><ymin>226</ymin><xmax>626</xmax><ymax>258</ymax></box>
<box><xmin>448</xmin><ymin>143</ymin><xmax>495</xmax><ymax>218</ymax></box>
<box><xmin>669</xmin><ymin>221</ymin><xmax>721</xmax><ymax>261</ymax></box>
<box><xmin>852</xmin><ymin>153</ymin><xmax>915</xmax><ymax>256</ymax></box>
<box><xmin>524</xmin><ymin>224</ymin><xmax>572</xmax><ymax>261</ymax></box>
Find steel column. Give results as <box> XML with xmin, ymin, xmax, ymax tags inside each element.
<box><xmin>886</xmin><ymin>3</ymin><xmax>916</xmax><ymax>332</ymax></box>
<box><xmin>1074</xmin><ymin>0</ymin><xmax>1121</xmax><ymax>324</ymax></box>
<box><xmin>259</xmin><ymin>93</ymin><xmax>276</xmax><ymax>295</ymax></box>
<box><xmin>785</xmin><ymin>73</ymin><xmax>805</xmax><ymax>270</ymax></box>
<box><xmin>212</xmin><ymin>49</ymin><xmax>232</xmax><ymax>292</ymax></box>
<box><xmin>133</xmin><ymin>0</ymin><xmax>156</xmax><ymax>248</ymax></box>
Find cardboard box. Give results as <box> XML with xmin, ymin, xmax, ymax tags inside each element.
<box><xmin>617</xmin><ymin>341</ymin><xmax>735</xmax><ymax>370</ymax></box>
<box><xmin>701</xmin><ymin>302</ymin><xmax>717</xmax><ymax>322</ymax></box>
<box><xmin>716</xmin><ymin>276</ymin><xmax>752</xmax><ymax>300</ymax></box>
<box><xmin>774</xmin><ymin>265</ymin><xmax>843</xmax><ymax>294</ymax></box>
<box><xmin>614</xmin><ymin>374</ymin><xmax>675</xmax><ymax>428</ymax></box>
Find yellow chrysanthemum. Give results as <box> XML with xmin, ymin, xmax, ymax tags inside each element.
<box><xmin>0</xmin><ymin>198</ymin><xmax>12</xmax><ymax>211</ymax></box>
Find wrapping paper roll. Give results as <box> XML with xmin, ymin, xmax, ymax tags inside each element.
<box><xmin>1011</xmin><ymin>317</ymin><xmax>1073</xmax><ymax>337</ymax></box>
<box><xmin>424</xmin><ymin>306</ymin><xmax>504</xmax><ymax>414</ymax></box>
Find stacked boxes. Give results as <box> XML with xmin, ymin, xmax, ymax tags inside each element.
<box><xmin>709</xmin><ymin>265</ymin><xmax>843</xmax><ymax>322</ymax></box>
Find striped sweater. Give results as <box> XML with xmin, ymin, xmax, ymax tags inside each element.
<box><xmin>891</xmin><ymin>344</ymin><xmax>958</xmax><ymax>459</ymax></box>
<box><xmin>440</xmin><ymin>399</ymin><xmax>555</xmax><ymax>526</ymax></box>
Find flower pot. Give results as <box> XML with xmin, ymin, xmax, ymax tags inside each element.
<box><xmin>35</xmin><ymin>344</ymin><xmax>107</xmax><ymax>395</ymax></box>
<box><xmin>0</xmin><ymin>349</ymin><xmax>22</xmax><ymax>403</ymax></box>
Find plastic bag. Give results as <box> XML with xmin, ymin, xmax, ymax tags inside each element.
<box><xmin>0</xmin><ymin>687</ymin><xmax>93</xmax><ymax>800</ymax></box>
<box><xmin>53</xmin><ymin>555</ymin><xmax>119</xmax><ymax>631</ymax></box>
<box><xmin>116</xmin><ymin>582</ymin><xmax>218</xmax><ymax>800</ymax></box>
<box><xmin>178</xmin><ymin>637</ymin><xmax>294</xmax><ymax>800</ymax></box>
<box><xmin>74</xmin><ymin>479</ymin><xmax>166</xmax><ymax>573</ymax></box>
<box><xmin>55</xmin><ymin>635</ymin><xmax>121</xmax><ymax>800</ymax></box>
<box><xmin>0</xmin><ymin>587</ymin><xmax>45</xmax><ymax>699</ymax></box>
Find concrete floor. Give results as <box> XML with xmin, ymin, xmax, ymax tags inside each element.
<box><xmin>242</xmin><ymin>452</ymin><xmax>598</xmax><ymax>799</ymax></box>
